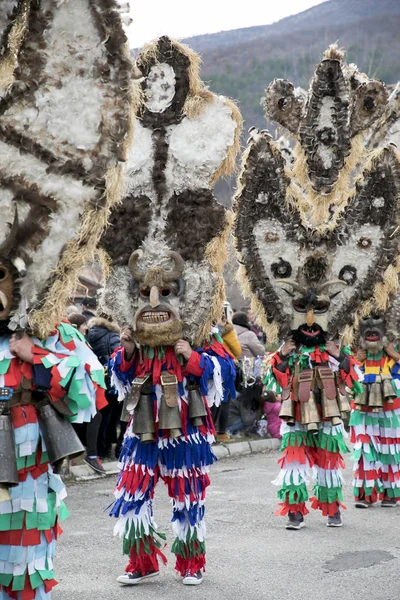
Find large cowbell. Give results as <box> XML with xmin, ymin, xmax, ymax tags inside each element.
<box><xmin>38</xmin><ymin>403</ymin><xmax>85</xmax><ymax>469</ymax></box>
<box><xmin>0</xmin><ymin>415</ymin><xmax>19</xmax><ymax>487</ymax></box>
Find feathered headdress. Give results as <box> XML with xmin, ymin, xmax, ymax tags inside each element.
<box><xmin>235</xmin><ymin>45</ymin><xmax>400</xmax><ymax>345</ymax></box>
<box><xmin>0</xmin><ymin>0</ymin><xmax>136</xmax><ymax>337</ymax></box>
<box><xmin>99</xmin><ymin>36</ymin><xmax>242</xmax><ymax>346</ymax></box>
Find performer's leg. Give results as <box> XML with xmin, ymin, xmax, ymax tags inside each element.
<box><xmin>350</xmin><ymin>408</ymin><xmax>382</xmax><ymax>506</ymax></box>
<box><xmin>273</xmin><ymin>422</ymin><xmax>315</xmax><ymax>529</ymax></box>
<box><xmin>159</xmin><ymin>432</ymin><xmax>216</xmax><ymax>584</ymax></box>
<box><xmin>379</xmin><ymin>406</ymin><xmax>400</xmax><ymax>506</ymax></box>
<box><xmin>310</xmin><ymin>421</ymin><xmax>348</xmax><ymax>524</ymax></box>
<box><xmin>111</xmin><ymin>423</ymin><xmax>166</xmax><ymax>583</ymax></box>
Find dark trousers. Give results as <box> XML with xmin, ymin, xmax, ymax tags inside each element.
<box><xmin>73</xmin><ymin>411</ymin><xmax>102</xmax><ymax>457</ymax></box>
<box><xmin>210</xmin><ymin>399</ymin><xmax>231</xmax><ymax>434</ymax></box>
<box><xmin>97</xmin><ymin>393</ymin><xmax>122</xmax><ymax>458</ymax></box>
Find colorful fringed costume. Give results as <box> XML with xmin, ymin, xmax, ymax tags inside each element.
<box><xmin>0</xmin><ymin>2</ymin><xmax>134</xmax><ymax>597</ymax></box>
<box><xmin>110</xmin><ymin>338</ymin><xmax>236</xmax><ymax>576</ymax></box>
<box><xmin>234</xmin><ymin>45</ymin><xmax>400</xmax><ymax>528</ymax></box>
<box><xmin>96</xmin><ymin>36</ymin><xmax>241</xmax><ymax>585</ymax></box>
<box><xmin>0</xmin><ymin>325</ymin><xmax>105</xmax><ymax>600</ymax></box>
<box><xmin>265</xmin><ymin>346</ymin><xmax>362</xmax><ymax>518</ymax></box>
<box><xmin>350</xmin><ymin>329</ymin><xmax>400</xmax><ymax>505</ymax></box>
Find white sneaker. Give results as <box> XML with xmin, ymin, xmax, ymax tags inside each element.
<box><xmin>182</xmin><ymin>570</ymin><xmax>203</xmax><ymax>585</ymax></box>
<box><xmin>116</xmin><ymin>571</ymin><xmax>159</xmax><ymax>585</ymax></box>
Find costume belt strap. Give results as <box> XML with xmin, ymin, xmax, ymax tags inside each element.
<box><xmin>160</xmin><ymin>372</ymin><xmax>178</xmax><ymax>407</ymax></box>
<box><xmin>297</xmin><ymin>369</ymin><xmax>313</xmax><ymax>403</ymax></box>
<box><xmin>316</xmin><ymin>367</ymin><xmax>336</xmax><ymax>400</ymax></box>
<box><xmin>126</xmin><ymin>374</ymin><xmax>152</xmax><ymax>412</ymax></box>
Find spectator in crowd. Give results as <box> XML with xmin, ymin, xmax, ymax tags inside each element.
<box><xmin>81</xmin><ymin>295</ymin><xmax>98</xmax><ymax>321</ymax></box>
<box><xmin>66</xmin><ymin>304</ymin><xmax>80</xmax><ymax>317</ymax></box>
<box><xmin>68</xmin><ymin>310</ymin><xmax>105</xmax><ymax>474</ymax></box>
<box><xmin>68</xmin><ymin>312</ymin><xmax>89</xmax><ymax>336</ymax></box>
<box><xmin>87</xmin><ymin>315</ymin><xmax>122</xmax><ymax>459</ymax></box>
<box><xmin>263</xmin><ymin>391</ymin><xmax>282</xmax><ymax>439</ymax></box>
<box><xmin>226</xmin><ymin>382</ymin><xmax>266</xmax><ymax>436</ymax></box>
<box><xmin>232</xmin><ymin>312</ymin><xmax>266</xmax><ymax>359</ymax></box>
<box><xmin>211</xmin><ymin>302</ymin><xmax>242</xmax><ymax>443</ymax></box>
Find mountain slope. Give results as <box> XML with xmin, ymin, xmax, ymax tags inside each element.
<box><xmin>183</xmin><ymin>0</ymin><xmax>400</xmax><ymax>131</ymax></box>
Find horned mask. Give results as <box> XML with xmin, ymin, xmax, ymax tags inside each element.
<box><xmin>235</xmin><ymin>45</ymin><xmax>400</xmax><ymax>345</ymax></box>
<box><xmin>99</xmin><ymin>37</ymin><xmax>242</xmax><ymax>347</ymax></box>
<box><xmin>0</xmin><ymin>0</ymin><xmax>134</xmax><ymax>335</ymax></box>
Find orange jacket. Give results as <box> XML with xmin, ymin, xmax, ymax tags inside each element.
<box><xmin>222</xmin><ymin>324</ymin><xmax>242</xmax><ymax>360</ymax></box>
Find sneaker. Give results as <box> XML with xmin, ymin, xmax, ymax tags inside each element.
<box><xmin>182</xmin><ymin>570</ymin><xmax>203</xmax><ymax>586</ymax></box>
<box><xmin>117</xmin><ymin>571</ymin><xmax>159</xmax><ymax>585</ymax></box>
<box><xmin>327</xmin><ymin>510</ymin><xmax>342</xmax><ymax>527</ymax></box>
<box><xmin>216</xmin><ymin>433</ymin><xmax>232</xmax><ymax>444</ymax></box>
<box><xmin>355</xmin><ymin>498</ymin><xmax>371</xmax><ymax>509</ymax></box>
<box><xmin>285</xmin><ymin>512</ymin><xmax>305</xmax><ymax>530</ymax></box>
<box><xmin>84</xmin><ymin>456</ymin><xmax>106</xmax><ymax>475</ymax></box>
<box><xmin>381</xmin><ymin>498</ymin><xmax>397</xmax><ymax>508</ymax></box>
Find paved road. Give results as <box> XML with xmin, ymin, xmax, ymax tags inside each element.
<box><xmin>55</xmin><ymin>451</ymin><xmax>400</xmax><ymax>600</ymax></box>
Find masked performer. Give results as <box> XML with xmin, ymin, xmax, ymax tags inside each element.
<box><xmin>98</xmin><ymin>37</ymin><xmax>242</xmax><ymax>586</ymax></box>
<box><xmin>0</xmin><ymin>2</ymin><xmax>133</xmax><ymax>597</ymax></box>
<box><xmin>235</xmin><ymin>45</ymin><xmax>400</xmax><ymax>530</ymax></box>
<box><xmin>351</xmin><ymin>314</ymin><xmax>400</xmax><ymax>508</ymax></box>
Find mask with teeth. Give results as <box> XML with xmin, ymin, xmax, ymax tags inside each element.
<box><xmin>99</xmin><ymin>37</ymin><xmax>242</xmax><ymax>348</ymax></box>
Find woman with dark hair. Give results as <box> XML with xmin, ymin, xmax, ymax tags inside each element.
<box><xmin>232</xmin><ymin>312</ymin><xmax>266</xmax><ymax>359</ymax></box>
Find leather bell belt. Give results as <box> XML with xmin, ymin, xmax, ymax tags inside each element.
<box><xmin>296</xmin><ymin>367</ymin><xmax>337</xmax><ymax>403</ymax></box>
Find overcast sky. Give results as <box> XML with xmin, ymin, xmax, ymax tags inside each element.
<box><xmin>126</xmin><ymin>0</ymin><xmax>328</xmax><ymax>48</ymax></box>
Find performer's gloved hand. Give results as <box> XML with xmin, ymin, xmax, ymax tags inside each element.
<box><xmin>280</xmin><ymin>338</ymin><xmax>295</xmax><ymax>358</ymax></box>
<box><xmin>356</xmin><ymin>349</ymin><xmax>367</xmax><ymax>362</ymax></box>
<box><xmin>174</xmin><ymin>339</ymin><xmax>192</xmax><ymax>361</ymax></box>
<box><xmin>120</xmin><ymin>327</ymin><xmax>135</xmax><ymax>361</ymax></box>
<box><xmin>384</xmin><ymin>342</ymin><xmax>400</xmax><ymax>362</ymax></box>
<box><xmin>10</xmin><ymin>333</ymin><xmax>34</xmax><ymax>363</ymax></box>
<box><xmin>325</xmin><ymin>341</ymin><xmax>341</xmax><ymax>359</ymax></box>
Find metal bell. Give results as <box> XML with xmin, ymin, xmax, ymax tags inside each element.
<box><xmin>133</xmin><ymin>394</ymin><xmax>156</xmax><ymax>443</ymax></box>
<box><xmin>279</xmin><ymin>398</ymin><xmax>295</xmax><ymax>425</ymax></box>
<box><xmin>331</xmin><ymin>417</ymin><xmax>342</xmax><ymax>426</ymax></box>
<box><xmin>306</xmin><ymin>392</ymin><xmax>321</xmax><ymax>432</ymax></box>
<box><xmin>38</xmin><ymin>403</ymin><xmax>85</xmax><ymax>465</ymax></box>
<box><xmin>321</xmin><ymin>392</ymin><xmax>341</xmax><ymax>419</ymax></box>
<box><xmin>354</xmin><ymin>385</ymin><xmax>368</xmax><ymax>410</ymax></box>
<box><xmin>188</xmin><ymin>386</ymin><xmax>207</xmax><ymax>427</ymax></box>
<box><xmin>382</xmin><ymin>375</ymin><xmax>396</xmax><ymax>402</ymax></box>
<box><xmin>368</xmin><ymin>380</ymin><xmax>384</xmax><ymax>412</ymax></box>
<box><xmin>159</xmin><ymin>396</ymin><xmax>182</xmax><ymax>439</ymax></box>
<box><xmin>337</xmin><ymin>393</ymin><xmax>351</xmax><ymax>415</ymax></box>
<box><xmin>0</xmin><ymin>415</ymin><xmax>19</xmax><ymax>487</ymax></box>
<box><xmin>299</xmin><ymin>395</ymin><xmax>319</xmax><ymax>433</ymax></box>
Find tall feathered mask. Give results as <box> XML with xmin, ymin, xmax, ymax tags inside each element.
<box><xmin>99</xmin><ymin>36</ymin><xmax>242</xmax><ymax>347</ymax></box>
<box><xmin>0</xmin><ymin>0</ymin><xmax>135</xmax><ymax>336</ymax></box>
<box><xmin>235</xmin><ymin>45</ymin><xmax>400</xmax><ymax>345</ymax></box>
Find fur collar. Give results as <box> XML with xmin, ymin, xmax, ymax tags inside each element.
<box><xmin>87</xmin><ymin>316</ymin><xmax>120</xmax><ymax>333</ymax></box>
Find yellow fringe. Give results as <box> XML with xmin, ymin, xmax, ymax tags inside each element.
<box><xmin>210</xmin><ymin>97</ymin><xmax>243</xmax><ymax>186</ymax></box>
<box><xmin>289</xmin><ymin>133</ymin><xmax>365</xmax><ymax>231</ymax></box>
<box><xmin>0</xmin><ymin>0</ymin><xmax>31</xmax><ymax>92</ymax></box>
<box><xmin>196</xmin><ymin>211</ymin><xmax>234</xmax><ymax>345</ymax></box>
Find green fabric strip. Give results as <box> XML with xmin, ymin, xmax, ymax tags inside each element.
<box><xmin>313</xmin><ymin>484</ymin><xmax>343</xmax><ymax>503</ymax></box>
<box><xmin>278</xmin><ymin>482</ymin><xmax>309</xmax><ymax>505</ymax></box>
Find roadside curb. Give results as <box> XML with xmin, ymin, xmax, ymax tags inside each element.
<box><xmin>67</xmin><ymin>438</ymin><xmax>281</xmax><ymax>482</ymax></box>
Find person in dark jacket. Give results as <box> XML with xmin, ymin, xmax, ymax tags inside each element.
<box><xmin>81</xmin><ymin>296</ymin><xmax>98</xmax><ymax>321</ymax></box>
<box><xmin>68</xmin><ymin>311</ymin><xmax>106</xmax><ymax>474</ymax></box>
<box><xmin>87</xmin><ymin>316</ymin><xmax>122</xmax><ymax>459</ymax></box>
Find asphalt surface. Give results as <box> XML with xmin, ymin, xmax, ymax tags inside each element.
<box><xmin>55</xmin><ymin>451</ymin><xmax>400</xmax><ymax>600</ymax></box>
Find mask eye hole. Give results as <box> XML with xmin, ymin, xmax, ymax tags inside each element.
<box><xmin>293</xmin><ymin>300</ymin><xmax>307</xmax><ymax>313</ymax></box>
<box><xmin>160</xmin><ymin>288</ymin><xmax>171</xmax><ymax>297</ymax></box>
<box><xmin>314</xmin><ymin>301</ymin><xmax>329</xmax><ymax>314</ymax></box>
<box><xmin>0</xmin><ymin>267</ymin><xmax>8</xmax><ymax>281</ymax></box>
<box><xmin>140</xmin><ymin>288</ymin><xmax>150</xmax><ymax>298</ymax></box>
